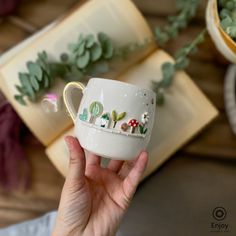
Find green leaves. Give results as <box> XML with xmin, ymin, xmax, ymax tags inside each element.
<box><xmin>155</xmin><ymin>0</ymin><xmax>200</xmax><ymax>45</ymax></box>
<box><xmin>14</xmin><ymin>95</ymin><xmax>26</xmax><ymax>106</ymax></box>
<box><xmin>14</xmin><ymin>51</ymin><xmax>67</xmax><ymax>105</ymax></box>
<box><xmin>27</xmin><ymin>61</ymin><xmax>43</xmax><ymax>81</ymax></box>
<box><xmin>90</xmin><ymin>43</ymin><xmax>102</xmax><ymax>62</ymax></box>
<box><xmin>19</xmin><ymin>73</ymin><xmax>35</xmax><ymax>101</ymax></box>
<box><xmin>14</xmin><ymin>32</ymin><xmax>143</xmax><ymax>106</ymax></box>
<box><xmin>117</xmin><ymin>112</ymin><xmax>126</xmax><ymax>121</ymax></box>
<box><xmin>112</xmin><ymin>110</ymin><xmax>117</xmax><ymax>122</ymax></box>
<box><xmin>30</xmin><ymin>75</ymin><xmax>40</xmax><ymax>91</ymax></box>
<box><xmin>77</xmin><ymin>50</ymin><xmax>90</xmax><ymax>69</ymax></box>
<box><xmin>139</xmin><ymin>124</ymin><xmax>147</xmax><ymax>135</ymax></box>
<box><xmin>112</xmin><ymin>110</ymin><xmax>126</xmax><ymax>122</ymax></box>
<box><xmin>98</xmin><ymin>32</ymin><xmax>114</xmax><ymax>59</ymax></box>
<box><xmin>152</xmin><ymin>29</ymin><xmax>206</xmax><ymax>106</ymax></box>
<box><xmin>67</xmin><ymin>32</ymin><xmax>114</xmax><ymax>70</ymax></box>
<box><xmin>161</xmin><ymin>63</ymin><xmax>175</xmax><ymax>87</ymax></box>
<box><xmin>89</xmin><ymin>101</ymin><xmax>103</xmax><ymax>117</ymax></box>
<box><xmin>219</xmin><ymin>0</ymin><xmax>236</xmax><ymax>40</ymax></box>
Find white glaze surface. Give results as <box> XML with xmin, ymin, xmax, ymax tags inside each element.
<box><xmin>70</xmin><ymin>78</ymin><xmax>156</xmax><ymax>160</ymax></box>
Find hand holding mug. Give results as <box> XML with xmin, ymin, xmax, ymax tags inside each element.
<box><xmin>63</xmin><ymin>78</ymin><xmax>156</xmax><ymax>160</ymax></box>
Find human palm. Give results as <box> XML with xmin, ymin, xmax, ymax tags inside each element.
<box><xmin>53</xmin><ymin>136</ymin><xmax>148</xmax><ymax>236</ymax></box>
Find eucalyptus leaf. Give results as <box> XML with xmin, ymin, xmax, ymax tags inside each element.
<box><xmin>175</xmin><ymin>57</ymin><xmax>190</xmax><ymax>70</ymax></box>
<box><xmin>38</xmin><ymin>51</ymin><xmax>47</xmax><ymax>62</ymax></box>
<box><xmin>27</xmin><ymin>61</ymin><xmax>43</xmax><ymax>81</ymax></box>
<box><xmin>78</xmin><ymin>34</ymin><xmax>84</xmax><ymax>45</ymax></box>
<box><xmin>78</xmin><ymin>42</ymin><xmax>86</xmax><ymax>56</ymax></box>
<box><xmin>14</xmin><ymin>95</ymin><xmax>26</xmax><ymax>106</ymax></box>
<box><xmin>154</xmin><ymin>0</ymin><xmax>200</xmax><ymax>44</ymax></box>
<box><xmin>77</xmin><ymin>50</ymin><xmax>90</xmax><ymax>69</ymax></box>
<box><xmin>85</xmin><ymin>34</ymin><xmax>95</xmax><ymax>48</ymax></box>
<box><xmin>68</xmin><ymin>43</ymin><xmax>78</xmax><ymax>53</ymax></box>
<box><xmin>98</xmin><ymin>32</ymin><xmax>108</xmax><ymax>43</ymax></box>
<box><xmin>161</xmin><ymin>62</ymin><xmax>175</xmax><ymax>87</ymax></box>
<box><xmin>91</xmin><ymin>43</ymin><xmax>102</xmax><ymax>62</ymax></box>
<box><xmin>15</xmin><ymin>85</ymin><xmax>27</xmax><ymax>95</ymax></box>
<box><xmin>43</xmin><ymin>73</ymin><xmax>50</xmax><ymax>88</ymax></box>
<box><xmin>19</xmin><ymin>73</ymin><xmax>35</xmax><ymax>100</ymax></box>
<box><xmin>30</xmin><ymin>75</ymin><xmax>40</xmax><ymax>91</ymax></box>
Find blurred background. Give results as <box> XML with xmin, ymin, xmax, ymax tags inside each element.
<box><xmin>0</xmin><ymin>0</ymin><xmax>236</xmax><ymax>235</ymax></box>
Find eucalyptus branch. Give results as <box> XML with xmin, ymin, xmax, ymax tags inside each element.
<box><xmin>155</xmin><ymin>0</ymin><xmax>200</xmax><ymax>45</ymax></box>
<box><xmin>153</xmin><ymin>29</ymin><xmax>206</xmax><ymax>105</ymax></box>
<box><xmin>14</xmin><ymin>33</ymin><xmax>149</xmax><ymax>105</ymax></box>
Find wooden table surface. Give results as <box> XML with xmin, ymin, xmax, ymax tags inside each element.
<box><xmin>0</xmin><ymin>0</ymin><xmax>236</xmax><ymax>228</ymax></box>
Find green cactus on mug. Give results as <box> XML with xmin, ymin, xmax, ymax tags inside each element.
<box><xmin>89</xmin><ymin>101</ymin><xmax>103</xmax><ymax>123</ymax></box>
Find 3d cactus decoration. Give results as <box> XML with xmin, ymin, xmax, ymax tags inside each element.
<box><xmin>128</xmin><ymin>119</ymin><xmax>139</xmax><ymax>133</ymax></box>
<box><xmin>79</xmin><ymin>108</ymin><xmax>88</xmax><ymax>121</ymax></box>
<box><xmin>111</xmin><ymin>110</ymin><xmax>126</xmax><ymax>128</ymax></box>
<box><xmin>89</xmin><ymin>101</ymin><xmax>103</xmax><ymax>123</ymax></box>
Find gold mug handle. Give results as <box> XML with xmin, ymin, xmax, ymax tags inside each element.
<box><xmin>63</xmin><ymin>82</ymin><xmax>85</xmax><ymax>124</ymax></box>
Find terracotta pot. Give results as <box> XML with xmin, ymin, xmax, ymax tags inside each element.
<box><xmin>206</xmin><ymin>0</ymin><xmax>236</xmax><ymax>63</ymax></box>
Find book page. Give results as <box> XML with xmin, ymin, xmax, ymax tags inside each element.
<box><xmin>0</xmin><ymin>0</ymin><xmax>155</xmax><ymax>146</ymax></box>
<box><xmin>46</xmin><ymin>50</ymin><xmax>218</xmax><ymax>178</ymax></box>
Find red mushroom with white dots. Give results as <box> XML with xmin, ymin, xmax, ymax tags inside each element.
<box><xmin>128</xmin><ymin>119</ymin><xmax>139</xmax><ymax>134</ymax></box>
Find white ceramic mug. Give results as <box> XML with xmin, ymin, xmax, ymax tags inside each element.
<box><xmin>63</xmin><ymin>78</ymin><xmax>156</xmax><ymax>160</ymax></box>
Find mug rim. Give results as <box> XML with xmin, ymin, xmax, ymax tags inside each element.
<box><xmin>89</xmin><ymin>77</ymin><xmax>156</xmax><ymax>97</ymax></box>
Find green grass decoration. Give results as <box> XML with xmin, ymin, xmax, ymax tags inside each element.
<box><xmin>218</xmin><ymin>0</ymin><xmax>236</xmax><ymax>41</ymax></box>
<box><xmin>153</xmin><ymin>29</ymin><xmax>206</xmax><ymax>105</ymax></box>
<box><xmin>112</xmin><ymin>111</ymin><xmax>126</xmax><ymax>128</ymax></box>
<box><xmin>15</xmin><ymin>32</ymin><xmax>149</xmax><ymax>105</ymax></box>
<box><xmin>155</xmin><ymin>0</ymin><xmax>200</xmax><ymax>45</ymax></box>
<box><xmin>139</xmin><ymin>124</ymin><xmax>148</xmax><ymax>135</ymax></box>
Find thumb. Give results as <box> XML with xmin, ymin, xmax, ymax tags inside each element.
<box><xmin>65</xmin><ymin>136</ymin><xmax>86</xmax><ymax>187</ymax></box>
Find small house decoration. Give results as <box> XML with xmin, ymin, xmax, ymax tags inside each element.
<box><xmin>111</xmin><ymin>110</ymin><xmax>126</xmax><ymax>128</ymax></box>
<box><xmin>128</xmin><ymin>119</ymin><xmax>139</xmax><ymax>133</ymax></box>
<box><xmin>89</xmin><ymin>101</ymin><xmax>103</xmax><ymax>123</ymax></box>
<box><xmin>100</xmin><ymin>113</ymin><xmax>110</xmax><ymax>128</ymax></box>
<box><xmin>121</xmin><ymin>122</ymin><xmax>129</xmax><ymax>132</ymax></box>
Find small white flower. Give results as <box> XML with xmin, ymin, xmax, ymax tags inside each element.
<box><xmin>141</xmin><ymin>112</ymin><xmax>149</xmax><ymax>124</ymax></box>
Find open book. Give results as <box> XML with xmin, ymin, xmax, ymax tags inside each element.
<box><xmin>0</xmin><ymin>0</ymin><xmax>218</xmax><ymax>178</ymax></box>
